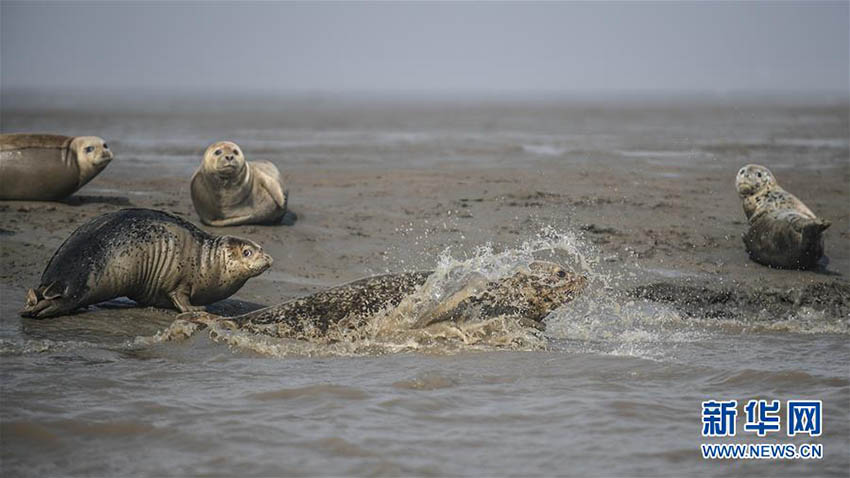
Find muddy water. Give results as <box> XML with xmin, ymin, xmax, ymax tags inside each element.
<box><xmin>1</xmin><ymin>95</ymin><xmax>848</xmax><ymax>476</ymax></box>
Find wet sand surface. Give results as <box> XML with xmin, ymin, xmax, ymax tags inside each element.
<box><xmin>1</xmin><ymin>96</ymin><xmax>848</xmax><ymax>476</ymax></box>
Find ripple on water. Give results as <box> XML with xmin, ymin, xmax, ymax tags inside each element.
<box><xmin>392</xmin><ymin>371</ymin><xmax>459</xmax><ymax>390</ymax></box>
<box><xmin>248</xmin><ymin>384</ymin><xmax>369</xmax><ymax>401</ymax></box>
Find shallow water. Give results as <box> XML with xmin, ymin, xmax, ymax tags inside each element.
<box><xmin>1</xmin><ymin>315</ymin><xmax>848</xmax><ymax>476</ymax></box>
<box><xmin>1</xmin><ymin>95</ymin><xmax>849</xmax><ymax>476</ymax></box>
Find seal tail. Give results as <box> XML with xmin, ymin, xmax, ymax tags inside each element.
<box><xmin>802</xmin><ymin>218</ymin><xmax>831</xmax><ymax>239</ymax></box>
<box><xmin>19</xmin><ymin>282</ymin><xmax>67</xmax><ymax>318</ymax></box>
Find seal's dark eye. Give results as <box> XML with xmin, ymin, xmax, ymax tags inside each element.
<box><xmin>103</xmin><ymin>143</ymin><xmax>108</xmax><ymax>149</ymax></box>
<box><xmin>215</xmin><ymin>149</ymin><xmax>222</xmax><ymax>156</ymax></box>
<box><xmin>557</xmin><ymin>270</ymin><xmax>566</xmax><ymax>278</ymax></box>
<box><xmin>233</xmin><ymin>150</ymin><xmax>239</xmax><ymax>156</ymax></box>
<box><xmin>243</xmin><ymin>249</ymin><xmax>252</xmax><ymax>257</ymax></box>
<box><xmin>757</xmin><ymin>173</ymin><xmax>762</xmax><ymax>178</ymax></box>
<box><xmin>85</xmin><ymin>146</ymin><xmax>95</xmax><ymax>153</ymax></box>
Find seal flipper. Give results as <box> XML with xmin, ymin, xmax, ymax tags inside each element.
<box><xmin>260</xmin><ymin>174</ymin><xmax>287</xmax><ymax>210</ymax></box>
<box><xmin>411</xmin><ymin>275</ymin><xmax>489</xmax><ymax>329</ymax></box>
<box><xmin>798</xmin><ymin>217</ymin><xmax>830</xmax><ymax>252</ymax></box>
<box><xmin>20</xmin><ymin>282</ymin><xmax>72</xmax><ymax>318</ymax></box>
<box><xmin>21</xmin><ymin>288</ymin><xmax>49</xmax><ymax>317</ymax></box>
<box><xmin>802</xmin><ymin>217</ymin><xmax>831</xmax><ymax>235</ymax></box>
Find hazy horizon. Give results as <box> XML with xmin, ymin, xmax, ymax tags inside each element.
<box><xmin>2</xmin><ymin>1</ymin><xmax>848</xmax><ymax>97</ymax></box>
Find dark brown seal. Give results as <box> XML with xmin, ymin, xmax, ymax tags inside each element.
<box><xmin>182</xmin><ymin>261</ymin><xmax>587</xmax><ymax>339</ymax></box>
<box><xmin>21</xmin><ymin>208</ymin><xmax>273</xmax><ymax>319</ymax></box>
<box><xmin>0</xmin><ymin>133</ymin><xmax>114</xmax><ymax>200</ymax></box>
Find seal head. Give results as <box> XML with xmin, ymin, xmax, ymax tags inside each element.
<box><xmin>70</xmin><ymin>136</ymin><xmax>114</xmax><ymax>188</ymax></box>
<box><xmin>203</xmin><ymin>141</ymin><xmax>246</xmax><ymax>183</ymax></box>
<box><xmin>220</xmin><ymin>236</ymin><xmax>274</xmax><ymax>281</ymax></box>
<box><xmin>496</xmin><ymin>261</ymin><xmax>588</xmax><ymax>323</ymax></box>
<box><xmin>735</xmin><ymin>164</ymin><xmax>777</xmax><ymax>197</ymax></box>
<box><xmin>414</xmin><ymin>261</ymin><xmax>587</xmax><ymax>329</ymax></box>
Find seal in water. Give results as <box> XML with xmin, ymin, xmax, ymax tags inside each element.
<box><xmin>0</xmin><ymin>133</ymin><xmax>114</xmax><ymax>201</ymax></box>
<box><xmin>21</xmin><ymin>208</ymin><xmax>273</xmax><ymax>319</ymax></box>
<box><xmin>191</xmin><ymin>141</ymin><xmax>288</xmax><ymax>226</ymax></box>
<box><xmin>181</xmin><ymin>261</ymin><xmax>586</xmax><ymax>339</ymax></box>
<box><xmin>735</xmin><ymin>164</ymin><xmax>830</xmax><ymax>269</ymax></box>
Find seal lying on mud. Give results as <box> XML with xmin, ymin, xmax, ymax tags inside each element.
<box><xmin>191</xmin><ymin>141</ymin><xmax>288</xmax><ymax>227</ymax></box>
<box><xmin>21</xmin><ymin>208</ymin><xmax>273</xmax><ymax>319</ymax></box>
<box><xmin>0</xmin><ymin>133</ymin><xmax>114</xmax><ymax>201</ymax></box>
<box><xmin>735</xmin><ymin>164</ymin><xmax>830</xmax><ymax>269</ymax></box>
<box><xmin>181</xmin><ymin>261</ymin><xmax>586</xmax><ymax>339</ymax></box>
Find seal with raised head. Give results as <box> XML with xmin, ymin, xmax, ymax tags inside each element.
<box><xmin>181</xmin><ymin>261</ymin><xmax>587</xmax><ymax>339</ymax></box>
<box><xmin>21</xmin><ymin>208</ymin><xmax>273</xmax><ymax>319</ymax></box>
<box><xmin>0</xmin><ymin>133</ymin><xmax>114</xmax><ymax>200</ymax></box>
<box><xmin>735</xmin><ymin>164</ymin><xmax>830</xmax><ymax>269</ymax></box>
<box><xmin>190</xmin><ymin>141</ymin><xmax>288</xmax><ymax>227</ymax></box>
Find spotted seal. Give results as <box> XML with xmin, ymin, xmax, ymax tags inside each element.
<box><xmin>0</xmin><ymin>133</ymin><xmax>114</xmax><ymax>201</ymax></box>
<box><xmin>735</xmin><ymin>164</ymin><xmax>830</xmax><ymax>269</ymax></box>
<box><xmin>191</xmin><ymin>141</ymin><xmax>288</xmax><ymax>226</ymax></box>
<box><xmin>21</xmin><ymin>208</ymin><xmax>273</xmax><ymax>319</ymax></box>
<box><xmin>181</xmin><ymin>261</ymin><xmax>586</xmax><ymax>339</ymax></box>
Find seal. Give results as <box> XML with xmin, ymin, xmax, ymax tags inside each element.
<box><xmin>181</xmin><ymin>261</ymin><xmax>587</xmax><ymax>339</ymax></box>
<box><xmin>735</xmin><ymin>164</ymin><xmax>830</xmax><ymax>269</ymax></box>
<box><xmin>20</xmin><ymin>208</ymin><xmax>273</xmax><ymax>319</ymax></box>
<box><xmin>0</xmin><ymin>133</ymin><xmax>114</xmax><ymax>200</ymax></box>
<box><xmin>190</xmin><ymin>141</ymin><xmax>288</xmax><ymax>226</ymax></box>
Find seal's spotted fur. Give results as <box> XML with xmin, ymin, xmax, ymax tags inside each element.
<box><xmin>185</xmin><ymin>261</ymin><xmax>586</xmax><ymax>339</ymax></box>
<box><xmin>735</xmin><ymin>164</ymin><xmax>830</xmax><ymax>269</ymax></box>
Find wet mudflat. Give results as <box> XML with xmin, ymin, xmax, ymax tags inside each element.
<box><xmin>1</xmin><ymin>94</ymin><xmax>848</xmax><ymax>476</ymax></box>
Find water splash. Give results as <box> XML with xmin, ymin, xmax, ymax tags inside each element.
<box><xmin>141</xmin><ymin>226</ymin><xmax>847</xmax><ymax>359</ymax></box>
<box><xmin>143</xmin><ymin>228</ymin><xmax>594</xmax><ymax>356</ymax></box>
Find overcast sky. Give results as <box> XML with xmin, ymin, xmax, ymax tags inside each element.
<box><xmin>1</xmin><ymin>1</ymin><xmax>848</xmax><ymax>93</ymax></box>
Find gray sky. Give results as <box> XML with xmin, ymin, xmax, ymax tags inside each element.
<box><xmin>1</xmin><ymin>1</ymin><xmax>848</xmax><ymax>93</ymax></box>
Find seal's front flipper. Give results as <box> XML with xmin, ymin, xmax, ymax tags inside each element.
<box><xmin>411</xmin><ymin>275</ymin><xmax>489</xmax><ymax>329</ymax></box>
<box><xmin>261</xmin><ymin>176</ymin><xmax>287</xmax><ymax>210</ymax></box>
<box><xmin>169</xmin><ymin>289</ymin><xmax>203</xmax><ymax>313</ymax></box>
